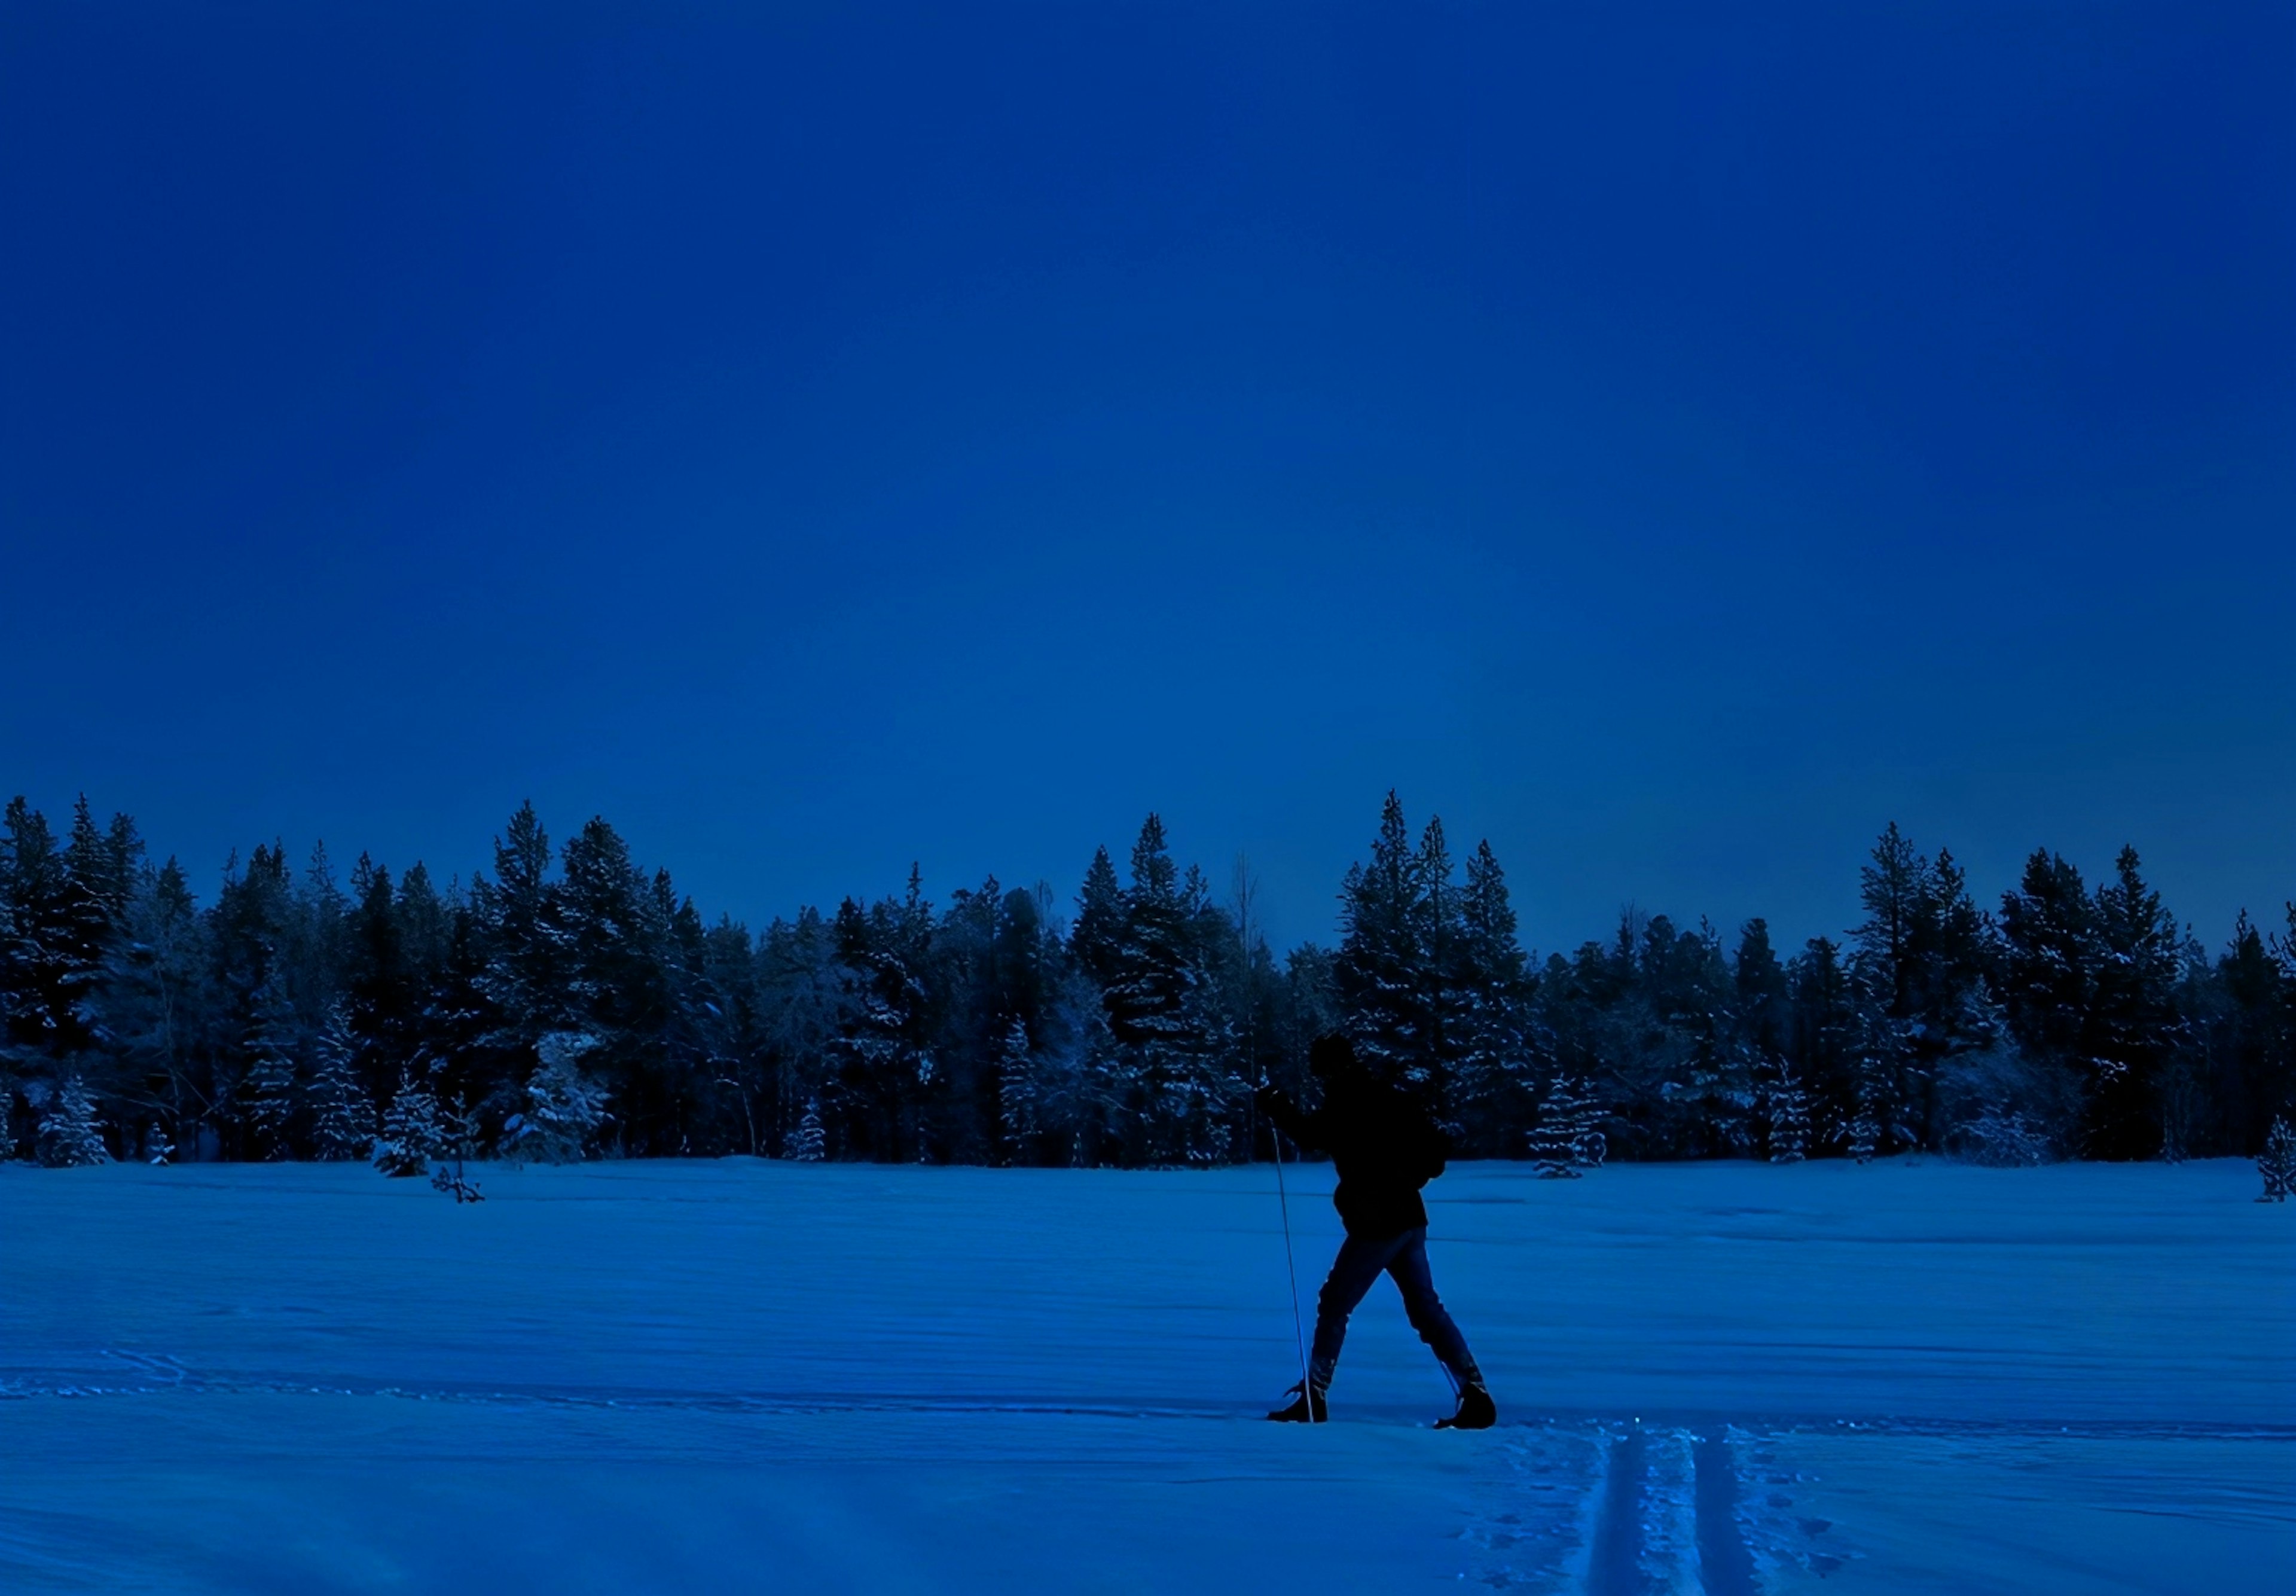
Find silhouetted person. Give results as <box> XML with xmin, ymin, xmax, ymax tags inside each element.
<box><xmin>1254</xmin><ymin>1034</ymin><xmax>1495</xmax><ymax>1429</ymax></box>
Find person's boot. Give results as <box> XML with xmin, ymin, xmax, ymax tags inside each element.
<box><xmin>1266</xmin><ymin>1382</ymin><xmax>1328</xmax><ymax>1423</ymax></box>
<box><xmin>1434</xmin><ymin>1384</ymin><xmax>1496</xmax><ymax>1430</ymax></box>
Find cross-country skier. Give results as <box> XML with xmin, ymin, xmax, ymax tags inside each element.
<box><xmin>1254</xmin><ymin>1034</ymin><xmax>1496</xmax><ymax>1429</ymax></box>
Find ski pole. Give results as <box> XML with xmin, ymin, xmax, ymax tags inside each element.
<box><xmin>1271</xmin><ymin>1121</ymin><xmax>1313</xmax><ymax>1415</ymax></box>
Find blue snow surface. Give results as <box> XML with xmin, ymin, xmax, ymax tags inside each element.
<box><xmin>3</xmin><ymin>1156</ymin><xmax>2291</xmax><ymax>1594</ymax></box>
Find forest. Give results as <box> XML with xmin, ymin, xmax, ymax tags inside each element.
<box><xmin>3</xmin><ymin>792</ymin><xmax>2290</xmax><ymax>1171</ymax></box>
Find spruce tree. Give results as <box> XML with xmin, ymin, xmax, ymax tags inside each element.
<box><xmin>1335</xmin><ymin>792</ymin><xmax>1434</xmax><ymax>1084</ymax></box>
<box><xmin>1413</xmin><ymin>816</ymin><xmax>1465</xmax><ymax>1111</ymax></box>
<box><xmin>1764</xmin><ymin>1061</ymin><xmax>1810</xmax><ymax>1163</ymax></box>
<box><xmin>1103</xmin><ymin>816</ymin><xmax>1225</xmax><ymax>1163</ymax></box>
<box><xmin>1070</xmin><ymin>846</ymin><xmax>1126</xmax><ymax>991</ymax></box>
<box><xmin>1451</xmin><ymin>840</ymin><xmax>1532</xmax><ymax>1149</ymax></box>
<box><xmin>1734</xmin><ymin>918</ymin><xmax>1790</xmax><ymax>1059</ymax></box>
<box><xmin>307</xmin><ymin>1003</ymin><xmax>375</xmax><ymax>1160</ymax></box>
<box><xmin>1999</xmin><ymin>849</ymin><xmax>2098</xmax><ymax>1117</ymax></box>
<box><xmin>374</xmin><ymin>1069</ymin><xmax>443</xmax><ymax>1176</ymax></box>
<box><xmin>2</xmin><ymin>799</ymin><xmax>82</xmax><ymax>1084</ymax></box>
<box><xmin>1787</xmin><ymin>936</ymin><xmax>1856</xmax><ymax>1149</ymax></box>
<box><xmin>995</xmin><ymin>1017</ymin><xmax>1036</xmax><ymax>1160</ymax></box>
<box><xmin>240</xmin><ymin>975</ymin><xmax>303</xmax><ymax>1159</ymax></box>
<box><xmin>1855</xmin><ymin>822</ymin><xmax>1931</xmax><ymax>1020</ymax></box>
<box><xmin>38</xmin><ymin>1074</ymin><xmax>110</xmax><ymax>1165</ymax></box>
<box><xmin>515</xmin><ymin>1033</ymin><xmax>610</xmax><ymax>1162</ymax></box>
<box><xmin>2259</xmin><ymin>1116</ymin><xmax>2294</xmax><ymax>1203</ymax></box>
<box><xmin>1527</xmin><ymin>1075</ymin><xmax>1581</xmax><ymax>1178</ymax></box>
<box><xmin>1559</xmin><ymin>1075</ymin><xmax>1605</xmax><ymax>1168</ymax></box>
<box><xmin>88</xmin><ymin>856</ymin><xmax>212</xmax><ymax>1160</ymax></box>
<box><xmin>2087</xmin><ymin>846</ymin><xmax>2184</xmax><ymax>1159</ymax></box>
<box><xmin>786</xmin><ymin>1097</ymin><xmax>826</xmax><ymax>1161</ymax></box>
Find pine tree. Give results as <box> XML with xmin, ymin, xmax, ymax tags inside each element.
<box><xmin>1855</xmin><ymin>824</ymin><xmax>1926</xmax><ymax>1008</ymax></box>
<box><xmin>1734</xmin><ymin>918</ymin><xmax>1789</xmax><ymax>1058</ymax></box>
<box><xmin>87</xmin><ymin>856</ymin><xmax>212</xmax><ymax>1160</ymax></box>
<box><xmin>1560</xmin><ymin>1076</ymin><xmax>1605</xmax><ymax>1168</ymax></box>
<box><xmin>1105</xmin><ymin>817</ymin><xmax>1187</xmax><ymax>1045</ymax></box>
<box><xmin>1999</xmin><ymin>849</ymin><xmax>2097</xmax><ymax>1113</ymax></box>
<box><xmin>995</xmin><ymin>1017</ymin><xmax>1036</xmax><ymax>1159</ymax></box>
<box><xmin>2</xmin><ymin>799</ymin><xmax>83</xmax><ymax>1092</ymax></box>
<box><xmin>830</xmin><ymin>872</ymin><xmax>936</xmax><ymax>1162</ymax></box>
<box><xmin>240</xmin><ymin>975</ymin><xmax>303</xmax><ymax>1159</ymax></box>
<box><xmin>1764</xmin><ymin>1061</ymin><xmax>1810</xmax><ymax>1164</ymax></box>
<box><xmin>1451</xmin><ymin>840</ymin><xmax>1532</xmax><ymax>1150</ymax></box>
<box><xmin>374</xmin><ymin>1068</ymin><xmax>443</xmax><ymax>1176</ymax></box>
<box><xmin>512</xmin><ymin>1033</ymin><xmax>610</xmax><ymax>1162</ymax></box>
<box><xmin>999</xmin><ymin>972</ymin><xmax>1120</xmax><ymax>1167</ymax></box>
<box><xmin>2087</xmin><ymin>846</ymin><xmax>2184</xmax><ymax>1160</ymax></box>
<box><xmin>2259</xmin><ymin>1116</ymin><xmax>2294</xmax><ymax>1203</ymax></box>
<box><xmin>1849</xmin><ymin>985</ymin><xmax>1919</xmax><ymax>1156</ymax></box>
<box><xmin>1102</xmin><ymin>817</ymin><xmax>1230</xmax><ymax>1164</ymax></box>
<box><xmin>1527</xmin><ymin>1075</ymin><xmax>1581</xmax><ymax>1178</ymax></box>
<box><xmin>37</xmin><ymin>1073</ymin><xmax>110</xmax><ymax>1166</ymax></box>
<box><xmin>1846</xmin><ymin>1078</ymin><xmax>1879</xmax><ymax>1164</ymax></box>
<box><xmin>1335</xmin><ymin>793</ymin><xmax>1435</xmax><ymax>1084</ymax></box>
<box><xmin>1786</xmin><ymin>936</ymin><xmax>1856</xmax><ymax>1149</ymax></box>
<box><xmin>1070</xmin><ymin>846</ymin><xmax>1126</xmax><ymax>991</ymax></box>
<box><xmin>786</xmin><ymin>1097</ymin><xmax>826</xmax><ymax>1161</ymax></box>
<box><xmin>307</xmin><ymin>1003</ymin><xmax>375</xmax><ymax>1160</ymax></box>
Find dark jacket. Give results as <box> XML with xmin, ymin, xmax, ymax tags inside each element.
<box><xmin>1257</xmin><ymin>1073</ymin><xmax>1449</xmax><ymax>1238</ymax></box>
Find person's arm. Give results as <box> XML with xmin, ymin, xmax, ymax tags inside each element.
<box><xmin>1253</xmin><ymin>1084</ymin><xmax>1320</xmax><ymax>1152</ymax></box>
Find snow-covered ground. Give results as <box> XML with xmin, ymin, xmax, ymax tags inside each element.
<box><xmin>2</xmin><ymin>1156</ymin><xmax>2289</xmax><ymax>1593</ymax></box>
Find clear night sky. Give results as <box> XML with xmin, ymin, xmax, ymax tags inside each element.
<box><xmin>4</xmin><ymin>3</ymin><xmax>2291</xmax><ymax>954</ymax></box>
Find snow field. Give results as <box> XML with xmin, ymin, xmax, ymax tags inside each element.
<box><xmin>2</xmin><ymin>1156</ymin><xmax>2289</xmax><ymax>1592</ymax></box>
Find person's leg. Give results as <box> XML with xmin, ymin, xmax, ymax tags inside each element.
<box><xmin>1305</xmin><ymin>1230</ymin><xmax>1409</xmax><ymax>1394</ymax></box>
<box><xmin>1384</xmin><ymin>1228</ymin><xmax>1485</xmax><ymax>1393</ymax></box>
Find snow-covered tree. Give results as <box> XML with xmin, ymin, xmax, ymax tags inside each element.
<box><xmin>1450</xmin><ymin>840</ymin><xmax>1532</xmax><ymax>1150</ymax></box>
<box><xmin>239</xmin><ymin>975</ymin><xmax>303</xmax><ymax>1159</ymax></box>
<box><xmin>2260</xmin><ymin>1116</ymin><xmax>2295</xmax><ymax>1203</ymax></box>
<box><xmin>785</xmin><ymin>1097</ymin><xmax>825</xmax><ymax>1161</ymax></box>
<box><xmin>999</xmin><ymin>974</ymin><xmax>1122</xmax><ymax>1167</ymax></box>
<box><xmin>374</xmin><ymin>1068</ymin><xmax>443</xmax><ymax>1176</ymax></box>
<box><xmin>1335</xmin><ymin>793</ymin><xmax>1433</xmax><ymax>1085</ymax></box>
<box><xmin>1530</xmin><ymin>1074</ymin><xmax>1603</xmax><ymax>1173</ymax></box>
<box><xmin>511</xmin><ymin>1032</ymin><xmax>610</xmax><ymax>1162</ymax></box>
<box><xmin>38</xmin><ymin>1074</ymin><xmax>109</xmax><ymax>1166</ymax></box>
<box><xmin>2087</xmin><ymin>846</ymin><xmax>2185</xmax><ymax>1160</ymax></box>
<box><xmin>1527</xmin><ymin>1076</ymin><xmax>1581</xmax><ymax>1179</ymax></box>
<box><xmin>307</xmin><ymin>1003</ymin><xmax>375</xmax><ymax>1160</ymax></box>
<box><xmin>1069</xmin><ymin>846</ymin><xmax>1126</xmax><ymax>991</ymax></box>
<box><xmin>1764</xmin><ymin>1060</ymin><xmax>1810</xmax><ymax>1163</ymax></box>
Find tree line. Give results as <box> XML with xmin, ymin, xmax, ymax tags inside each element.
<box><xmin>2</xmin><ymin>791</ymin><xmax>2290</xmax><ymax>1170</ymax></box>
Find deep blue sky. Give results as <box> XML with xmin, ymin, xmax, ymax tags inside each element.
<box><xmin>4</xmin><ymin>3</ymin><xmax>2291</xmax><ymax>954</ymax></box>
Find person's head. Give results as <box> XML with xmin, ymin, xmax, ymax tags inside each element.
<box><xmin>1308</xmin><ymin>1033</ymin><xmax>1361</xmax><ymax>1085</ymax></box>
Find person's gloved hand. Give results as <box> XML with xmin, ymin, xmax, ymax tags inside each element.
<box><xmin>1252</xmin><ymin>1084</ymin><xmax>1285</xmax><ymax>1117</ymax></box>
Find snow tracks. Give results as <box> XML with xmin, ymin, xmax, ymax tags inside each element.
<box><xmin>1463</xmin><ymin>1421</ymin><xmax>1790</xmax><ymax>1594</ymax></box>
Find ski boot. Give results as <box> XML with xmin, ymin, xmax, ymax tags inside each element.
<box><xmin>1434</xmin><ymin>1385</ymin><xmax>1497</xmax><ymax>1430</ymax></box>
<box><xmin>1266</xmin><ymin>1382</ymin><xmax>1328</xmax><ymax>1423</ymax></box>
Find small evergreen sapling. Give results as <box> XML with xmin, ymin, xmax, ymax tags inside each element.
<box><xmin>508</xmin><ymin>1036</ymin><xmax>610</xmax><ymax>1163</ymax></box>
<box><xmin>2259</xmin><ymin>1116</ymin><xmax>2295</xmax><ymax>1203</ymax></box>
<box><xmin>1530</xmin><ymin>1075</ymin><xmax>1604</xmax><ymax>1175</ymax></box>
<box><xmin>1765</xmin><ymin>1064</ymin><xmax>1810</xmax><ymax>1164</ymax></box>
<box><xmin>374</xmin><ymin>1069</ymin><xmax>443</xmax><ymax>1177</ymax></box>
<box><xmin>1526</xmin><ymin>1076</ymin><xmax>1579</xmax><ymax>1179</ymax></box>
<box><xmin>38</xmin><ymin>1075</ymin><xmax>111</xmax><ymax>1167</ymax></box>
<box><xmin>429</xmin><ymin>1093</ymin><xmax>484</xmax><ymax>1204</ymax></box>
<box><xmin>1847</xmin><ymin>1080</ymin><xmax>1879</xmax><ymax>1164</ymax></box>
<box><xmin>786</xmin><ymin>1098</ymin><xmax>826</xmax><ymax>1162</ymax></box>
